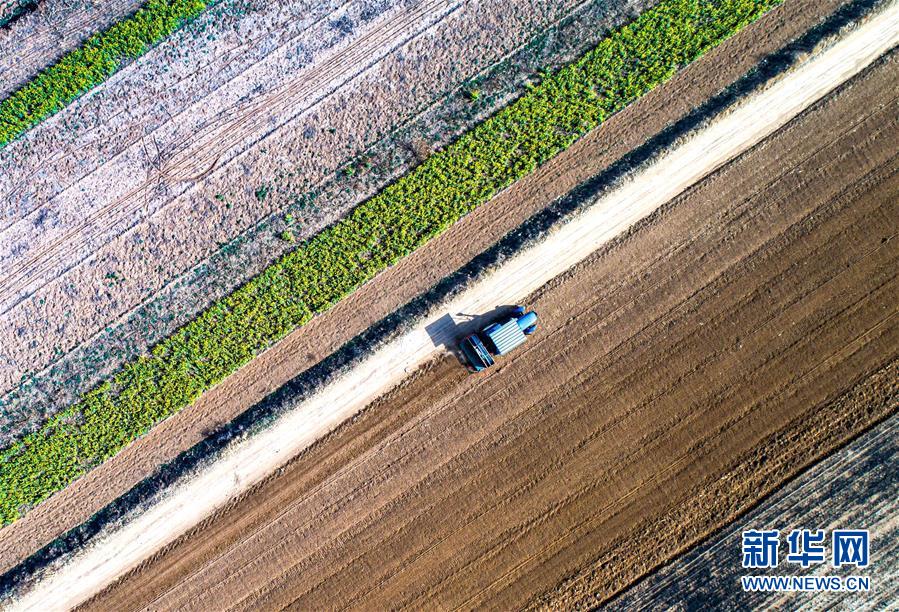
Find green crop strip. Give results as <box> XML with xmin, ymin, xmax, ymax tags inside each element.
<box><xmin>0</xmin><ymin>0</ymin><xmax>209</xmax><ymax>148</ymax></box>
<box><xmin>0</xmin><ymin>0</ymin><xmax>781</xmax><ymax>525</ymax></box>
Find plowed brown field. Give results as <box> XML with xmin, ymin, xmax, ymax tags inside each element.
<box><xmin>82</xmin><ymin>43</ymin><xmax>899</xmax><ymax>612</ymax></box>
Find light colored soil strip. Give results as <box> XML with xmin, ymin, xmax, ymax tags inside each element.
<box><xmin>0</xmin><ymin>0</ymin><xmax>852</xmax><ymax>577</ymax></box>
<box><xmin>9</xmin><ymin>12</ymin><xmax>895</xmax><ymax>608</ymax></box>
<box><xmin>0</xmin><ymin>1</ymin><xmax>32</xmax><ymax>28</ymax></box>
<box><xmin>0</xmin><ymin>0</ymin><xmax>458</xmax><ymax>303</ymax></box>
<box><xmin>0</xmin><ymin>0</ymin><xmax>594</xmax><ymax>394</ymax></box>
<box><xmin>0</xmin><ymin>0</ymin><xmax>146</xmax><ymax>99</ymax></box>
<box><xmin>0</xmin><ymin>0</ymin><xmax>628</xmax><ymax>444</ymax></box>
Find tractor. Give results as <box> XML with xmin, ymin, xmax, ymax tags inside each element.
<box><xmin>458</xmin><ymin>306</ymin><xmax>538</xmax><ymax>372</ymax></box>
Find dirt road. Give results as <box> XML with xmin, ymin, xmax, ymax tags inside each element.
<box><xmin>13</xmin><ymin>12</ymin><xmax>897</xmax><ymax>609</ymax></box>
<box><xmin>0</xmin><ymin>0</ymin><xmax>855</xmax><ymax>574</ymax></box>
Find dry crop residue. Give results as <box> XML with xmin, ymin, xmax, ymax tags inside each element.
<box><xmin>82</xmin><ymin>45</ymin><xmax>898</xmax><ymax>612</ymax></box>
<box><xmin>0</xmin><ymin>0</ymin><xmax>145</xmax><ymax>98</ymax></box>
<box><xmin>0</xmin><ymin>0</ymin><xmax>648</xmax><ymax>443</ymax></box>
<box><xmin>0</xmin><ymin>0</ymin><xmax>853</xmax><ymax>577</ymax></box>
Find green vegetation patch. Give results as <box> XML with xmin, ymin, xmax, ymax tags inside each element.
<box><xmin>0</xmin><ymin>0</ymin><xmax>210</xmax><ymax>148</ymax></box>
<box><xmin>0</xmin><ymin>0</ymin><xmax>781</xmax><ymax>524</ymax></box>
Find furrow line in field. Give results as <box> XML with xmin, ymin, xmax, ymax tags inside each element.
<box><xmin>0</xmin><ymin>0</ymin><xmax>395</xmax><ymax>213</ymax></box>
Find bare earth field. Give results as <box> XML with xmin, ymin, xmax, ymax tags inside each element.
<box><xmin>81</xmin><ymin>45</ymin><xmax>899</xmax><ymax>611</ymax></box>
<box><xmin>0</xmin><ymin>0</ymin><xmax>853</xmax><ymax>573</ymax></box>
<box><xmin>608</xmin><ymin>412</ymin><xmax>898</xmax><ymax>610</ymax></box>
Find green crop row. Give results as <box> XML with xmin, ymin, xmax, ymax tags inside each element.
<box><xmin>0</xmin><ymin>0</ymin><xmax>209</xmax><ymax>148</ymax></box>
<box><xmin>0</xmin><ymin>0</ymin><xmax>781</xmax><ymax>525</ymax></box>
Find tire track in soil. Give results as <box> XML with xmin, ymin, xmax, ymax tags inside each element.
<box><xmin>80</xmin><ymin>40</ymin><xmax>898</xmax><ymax>612</ymax></box>
<box><xmin>0</xmin><ymin>0</ymin><xmax>461</xmax><ymax>307</ymax></box>
<box><xmin>0</xmin><ymin>0</ymin><xmax>145</xmax><ymax>99</ymax></box>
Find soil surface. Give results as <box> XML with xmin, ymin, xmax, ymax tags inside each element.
<box><xmin>79</xmin><ymin>41</ymin><xmax>899</xmax><ymax>612</ymax></box>
<box><xmin>0</xmin><ymin>0</ymin><xmax>859</xmax><ymax>576</ymax></box>
<box><xmin>607</xmin><ymin>410</ymin><xmax>898</xmax><ymax>610</ymax></box>
<box><xmin>0</xmin><ymin>0</ymin><xmax>647</xmax><ymax>443</ymax></box>
<box><xmin>0</xmin><ymin>0</ymin><xmax>144</xmax><ymax>98</ymax></box>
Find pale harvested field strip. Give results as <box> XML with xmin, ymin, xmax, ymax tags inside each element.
<box><xmin>79</xmin><ymin>40</ymin><xmax>898</xmax><ymax>612</ymax></box>
<box><xmin>0</xmin><ymin>0</ymin><xmax>445</xmax><ymax>218</ymax></box>
<box><xmin>0</xmin><ymin>0</ymin><xmax>461</xmax><ymax>306</ymax></box>
<box><xmin>0</xmin><ymin>0</ymin><xmax>567</xmax><ymax>239</ymax></box>
<box><xmin>0</xmin><ymin>0</ymin><xmax>145</xmax><ymax>98</ymax></box>
<box><xmin>159</xmin><ymin>0</ymin><xmax>464</xmax><ymax>180</ymax></box>
<box><xmin>0</xmin><ymin>0</ymin><xmax>374</xmax><ymax>209</ymax></box>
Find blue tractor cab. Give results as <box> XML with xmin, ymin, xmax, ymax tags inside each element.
<box><xmin>459</xmin><ymin>306</ymin><xmax>538</xmax><ymax>372</ymax></box>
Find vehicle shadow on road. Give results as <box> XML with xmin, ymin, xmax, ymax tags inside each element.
<box><xmin>425</xmin><ymin>305</ymin><xmax>519</xmax><ymax>365</ymax></box>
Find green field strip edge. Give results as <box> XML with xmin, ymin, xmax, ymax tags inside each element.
<box><xmin>0</xmin><ymin>0</ymin><xmax>211</xmax><ymax>148</ymax></box>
